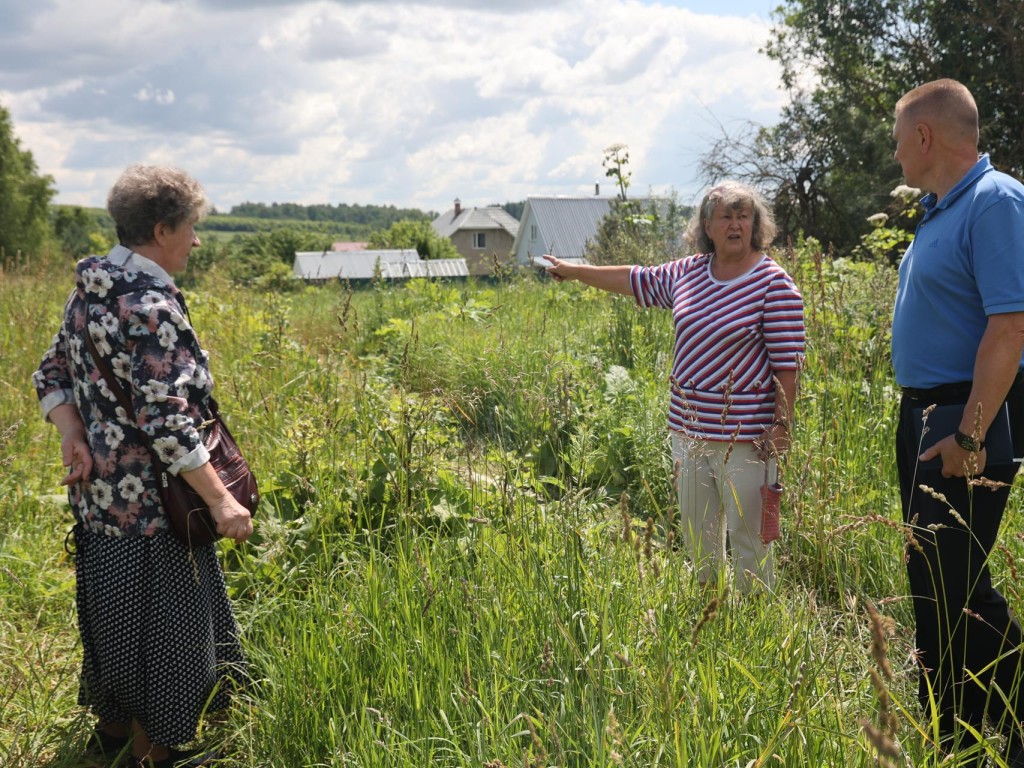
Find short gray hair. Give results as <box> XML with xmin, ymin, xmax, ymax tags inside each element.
<box><xmin>685</xmin><ymin>181</ymin><xmax>777</xmax><ymax>254</ymax></box>
<box><xmin>107</xmin><ymin>165</ymin><xmax>209</xmax><ymax>247</ymax></box>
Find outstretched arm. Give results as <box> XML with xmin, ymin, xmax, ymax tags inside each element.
<box><xmin>543</xmin><ymin>254</ymin><xmax>635</xmax><ymax>296</ymax></box>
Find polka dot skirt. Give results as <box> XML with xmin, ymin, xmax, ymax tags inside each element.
<box><xmin>72</xmin><ymin>524</ymin><xmax>247</xmax><ymax>747</ymax></box>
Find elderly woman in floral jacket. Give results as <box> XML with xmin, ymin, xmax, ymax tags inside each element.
<box><xmin>33</xmin><ymin>165</ymin><xmax>252</xmax><ymax>768</ymax></box>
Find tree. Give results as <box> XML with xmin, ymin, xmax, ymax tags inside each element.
<box><xmin>586</xmin><ymin>144</ymin><xmax>690</xmax><ymax>266</ymax></box>
<box><xmin>701</xmin><ymin>0</ymin><xmax>1024</xmax><ymax>254</ymax></box>
<box><xmin>0</xmin><ymin>103</ymin><xmax>56</xmax><ymax>264</ymax></box>
<box><xmin>368</xmin><ymin>219</ymin><xmax>459</xmax><ymax>261</ymax></box>
<box><xmin>52</xmin><ymin>205</ymin><xmax>114</xmax><ymax>258</ymax></box>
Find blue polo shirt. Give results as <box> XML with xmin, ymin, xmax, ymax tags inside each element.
<box><xmin>891</xmin><ymin>155</ymin><xmax>1024</xmax><ymax>388</ymax></box>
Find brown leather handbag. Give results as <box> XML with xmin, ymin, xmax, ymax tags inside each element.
<box><xmin>83</xmin><ymin>332</ymin><xmax>259</xmax><ymax>547</ymax></box>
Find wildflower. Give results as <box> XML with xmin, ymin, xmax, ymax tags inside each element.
<box><xmin>890</xmin><ymin>184</ymin><xmax>922</xmax><ymax>200</ymax></box>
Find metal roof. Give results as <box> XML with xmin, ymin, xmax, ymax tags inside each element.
<box><xmin>513</xmin><ymin>197</ymin><xmax>613</xmax><ymax>263</ymax></box>
<box><xmin>513</xmin><ymin>196</ymin><xmax>663</xmax><ymax>265</ymax></box>
<box><xmin>292</xmin><ymin>249</ymin><xmax>468</xmax><ymax>281</ymax></box>
<box><xmin>379</xmin><ymin>259</ymin><xmax>469</xmax><ymax>279</ymax></box>
<box><xmin>432</xmin><ymin>206</ymin><xmax>520</xmax><ymax>239</ymax></box>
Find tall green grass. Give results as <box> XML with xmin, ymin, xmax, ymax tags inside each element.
<box><xmin>2</xmin><ymin>250</ymin><xmax>1023</xmax><ymax>767</ymax></box>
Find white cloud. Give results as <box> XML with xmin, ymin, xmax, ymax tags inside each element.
<box><xmin>136</xmin><ymin>87</ymin><xmax>176</xmax><ymax>106</ymax></box>
<box><xmin>0</xmin><ymin>0</ymin><xmax>786</xmax><ymax>213</ymax></box>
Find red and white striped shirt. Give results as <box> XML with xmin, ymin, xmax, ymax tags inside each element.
<box><xmin>630</xmin><ymin>253</ymin><xmax>805</xmax><ymax>442</ymax></box>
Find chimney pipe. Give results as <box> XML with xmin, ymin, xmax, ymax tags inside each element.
<box><xmin>594</xmin><ymin>182</ymin><xmax>599</xmax><ymax>196</ymax></box>
<box><xmin>454</xmin><ymin>198</ymin><xmax>462</xmax><ymax>216</ymax></box>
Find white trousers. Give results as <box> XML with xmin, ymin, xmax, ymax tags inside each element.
<box><xmin>670</xmin><ymin>432</ymin><xmax>776</xmax><ymax>592</ymax></box>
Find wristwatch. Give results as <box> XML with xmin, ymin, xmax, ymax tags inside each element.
<box><xmin>954</xmin><ymin>429</ymin><xmax>985</xmax><ymax>452</ymax></box>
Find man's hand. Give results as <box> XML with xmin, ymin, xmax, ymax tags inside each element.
<box><xmin>920</xmin><ymin>434</ymin><xmax>986</xmax><ymax>478</ymax></box>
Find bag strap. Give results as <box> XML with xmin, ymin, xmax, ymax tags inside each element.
<box><xmin>81</xmin><ymin>327</ymin><xmax>219</xmax><ymax>474</ymax></box>
<box><xmin>83</xmin><ymin>330</ymin><xmax>134</xmax><ymax>415</ymax></box>
<box><xmin>81</xmin><ymin>308</ymin><xmax>220</xmax><ymax>425</ymax></box>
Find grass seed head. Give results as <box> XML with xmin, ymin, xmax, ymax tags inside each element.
<box><xmin>861</xmin><ymin>718</ymin><xmax>900</xmax><ymax>764</ymax></box>
<box><xmin>866</xmin><ymin>601</ymin><xmax>894</xmax><ymax>680</ymax></box>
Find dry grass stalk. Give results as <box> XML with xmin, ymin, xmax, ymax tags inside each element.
<box><xmin>722</xmin><ymin>423</ymin><xmax>741</xmax><ymax>466</ymax></box>
<box><xmin>691</xmin><ymin>586</ymin><xmax>728</xmax><ymax>647</ymax></box>
<box><xmin>461</xmin><ymin>665</ymin><xmax>478</xmax><ymax>702</ymax></box>
<box><xmin>905</xmin><ymin>513</ymin><xmax>924</xmax><ymax>558</ymax></box>
<box><xmin>832</xmin><ymin>512</ymin><xmax>924</xmax><ymax>557</ymax></box>
<box><xmin>785</xmin><ymin>661</ymin><xmax>807</xmax><ymax>713</ymax></box>
<box><xmin>970</xmin><ymin>475</ymin><xmax>1010</xmax><ymax>490</ymax></box>
<box><xmin>866</xmin><ymin>601</ymin><xmax>895</xmax><ymax>681</ymax></box>
<box><xmin>526</xmin><ymin>716</ymin><xmax>547</xmax><ymax>766</ymax></box>
<box><xmin>620</xmin><ymin>493</ymin><xmax>632</xmax><ymax>545</ymax></box>
<box><xmin>861</xmin><ymin>718</ymin><xmax>900</xmax><ymax>765</ymax></box>
<box><xmin>919</xmin><ymin>483</ymin><xmax>973</xmax><ymax>530</ymax></box>
<box><xmin>606</xmin><ymin>707</ymin><xmax>624</xmax><ymax>765</ymax></box>
<box><xmin>869</xmin><ymin>668</ymin><xmax>898</xmax><ymax>733</ymax></box>
<box><xmin>721</xmin><ymin>371</ymin><xmax>735</xmax><ymax>431</ymax></box>
<box><xmin>540</xmin><ymin>639</ymin><xmax>554</xmax><ymax>687</ymax></box>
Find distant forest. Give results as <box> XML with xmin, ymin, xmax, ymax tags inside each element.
<box><xmin>223</xmin><ymin>200</ymin><xmax>527</xmax><ymax>225</ymax></box>
<box><xmin>223</xmin><ymin>202</ymin><xmax>436</xmax><ymax>226</ymax></box>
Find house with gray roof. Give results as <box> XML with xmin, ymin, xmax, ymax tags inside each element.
<box><xmin>431</xmin><ymin>199</ymin><xmax>520</xmax><ymax>276</ymax></box>
<box><xmin>292</xmin><ymin>248</ymin><xmax>468</xmax><ymax>282</ymax></box>
<box><xmin>512</xmin><ymin>195</ymin><xmax>677</xmax><ymax>268</ymax></box>
<box><xmin>512</xmin><ymin>196</ymin><xmax>613</xmax><ymax>268</ymax></box>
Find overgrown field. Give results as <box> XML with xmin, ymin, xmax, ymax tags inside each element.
<box><xmin>3</xmin><ymin>247</ymin><xmax>1023</xmax><ymax>767</ymax></box>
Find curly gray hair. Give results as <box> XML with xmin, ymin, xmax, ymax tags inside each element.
<box><xmin>685</xmin><ymin>181</ymin><xmax>777</xmax><ymax>254</ymax></box>
<box><xmin>107</xmin><ymin>165</ymin><xmax>209</xmax><ymax>247</ymax></box>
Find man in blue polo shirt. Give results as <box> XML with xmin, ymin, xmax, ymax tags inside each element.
<box><xmin>892</xmin><ymin>78</ymin><xmax>1024</xmax><ymax>764</ymax></box>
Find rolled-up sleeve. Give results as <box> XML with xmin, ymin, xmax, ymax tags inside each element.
<box><xmin>33</xmin><ymin>325</ymin><xmax>76</xmax><ymax>422</ymax></box>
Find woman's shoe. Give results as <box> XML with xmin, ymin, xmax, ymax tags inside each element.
<box><xmin>128</xmin><ymin>748</ymin><xmax>219</xmax><ymax>768</ymax></box>
<box><xmin>84</xmin><ymin>726</ymin><xmax>130</xmax><ymax>757</ymax></box>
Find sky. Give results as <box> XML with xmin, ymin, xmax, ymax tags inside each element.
<box><xmin>0</xmin><ymin>0</ymin><xmax>787</xmax><ymax>215</ymax></box>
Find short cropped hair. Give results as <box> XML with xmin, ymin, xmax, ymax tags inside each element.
<box><xmin>895</xmin><ymin>78</ymin><xmax>979</xmax><ymax>146</ymax></box>
<box><xmin>686</xmin><ymin>181</ymin><xmax>777</xmax><ymax>254</ymax></box>
<box><xmin>107</xmin><ymin>165</ymin><xmax>209</xmax><ymax>247</ymax></box>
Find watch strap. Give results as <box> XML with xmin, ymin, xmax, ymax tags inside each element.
<box><xmin>954</xmin><ymin>429</ymin><xmax>985</xmax><ymax>452</ymax></box>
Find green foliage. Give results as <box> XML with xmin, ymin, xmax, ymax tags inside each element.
<box><xmin>50</xmin><ymin>205</ymin><xmax>115</xmax><ymax>258</ymax></box>
<box><xmin>242</xmin><ymin>226</ymin><xmax>332</xmax><ymax>265</ymax></box>
<box><xmin>587</xmin><ymin>144</ymin><xmax>690</xmax><ymax>266</ymax></box>
<box><xmin>0</xmin><ymin>103</ymin><xmax>57</xmax><ymax>264</ymax></box>
<box><xmin>492</xmin><ymin>200</ymin><xmax>525</xmax><ymax>220</ymax></box>
<box><xmin>8</xmin><ymin>248</ymin><xmax>1024</xmax><ymax>767</ymax></box>
<box><xmin>854</xmin><ymin>184</ymin><xmax>922</xmax><ymax>263</ymax></box>
<box><xmin>925</xmin><ymin>0</ymin><xmax>1024</xmax><ymax>180</ymax></box>
<box><xmin>705</xmin><ymin>0</ymin><xmax>1024</xmax><ymax>254</ymax></box>
<box><xmin>227</xmin><ymin>201</ymin><xmax>433</xmax><ymax>226</ymax></box>
<box><xmin>368</xmin><ymin>219</ymin><xmax>459</xmax><ymax>260</ymax></box>
<box><xmin>198</xmin><ymin>214</ymin><xmax>376</xmax><ymax>243</ymax></box>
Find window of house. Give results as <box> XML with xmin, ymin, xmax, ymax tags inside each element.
<box><xmin>530</xmin><ymin>225</ymin><xmax>538</xmax><ymax>240</ymax></box>
<box><xmin>473</xmin><ymin>233</ymin><xmax>486</xmax><ymax>249</ymax></box>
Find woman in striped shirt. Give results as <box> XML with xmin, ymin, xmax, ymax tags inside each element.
<box><xmin>543</xmin><ymin>182</ymin><xmax>805</xmax><ymax>592</ymax></box>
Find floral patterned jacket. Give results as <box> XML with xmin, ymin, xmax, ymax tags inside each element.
<box><xmin>33</xmin><ymin>246</ymin><xmax>213</xmax><ymax>537</ymax></box>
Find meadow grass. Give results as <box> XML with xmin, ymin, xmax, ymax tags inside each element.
<box><xmin>2</xmin><ymin>249</ymin><xmax>1024</xmax><ymax>767</ymax></box>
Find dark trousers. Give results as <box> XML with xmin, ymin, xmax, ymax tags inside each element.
<box><xmin>897</xmin><ymin>379</ymin><xmax>1024</xmax><ymax>747</ymax></box>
